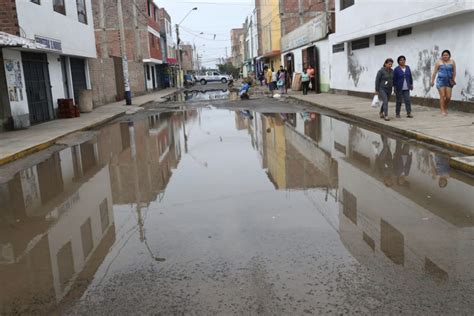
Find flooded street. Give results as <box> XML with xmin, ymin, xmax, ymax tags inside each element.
<box><xmin>0</xmin><ymin>93</ymin><xmax>473</xmax><ymax>314</ymax></box>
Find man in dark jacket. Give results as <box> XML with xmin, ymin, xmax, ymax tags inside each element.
<box><xmin>393</xmin><ymin>55</ymin><xmax>414</xmax><ymax>118</ymax></box>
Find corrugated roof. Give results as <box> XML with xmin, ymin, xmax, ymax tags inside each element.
<box><xmin>0</xmin><ymin>32</ymin><xmax>46</xmax><ymax>49</ymax></box>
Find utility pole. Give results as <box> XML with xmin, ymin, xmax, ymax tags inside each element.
<box><xmin>176</xmin><ymin>24</ymin><xmax>182</xmax><ymax>88</ymax></box>
<box><xmin>117</xmin><ymin>0</ymin><xmax>132</xmax><ymax>105</ymax></box>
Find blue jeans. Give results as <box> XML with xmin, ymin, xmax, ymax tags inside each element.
<box><xmin>379</xmin><ymin>88</ymin><xmax>391</xmax><ymax>116</ymax></box>
<box><xmin>396</xmin><ymin>90</ymin><xmax>412</xmax><ymax>115</ymax></box>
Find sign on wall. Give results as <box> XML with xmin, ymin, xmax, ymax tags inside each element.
<box><xmin>281</xmin><ymin>13</ymin><xmax>327</xmax><ymax>52</ymax></box>
<box><xmin>34</xmin><ymin>35</ymin><xmax>62</xmax><ymax>52</ymax></box>
<box><xmin>4</xmin><ymin>59</ymin><xmax>24</xmax><ymax>102</ymax></box>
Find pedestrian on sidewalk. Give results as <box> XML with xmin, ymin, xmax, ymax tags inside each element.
<box><xmin>265</xmin><ymin>66</ymin><xmax>274</xmax><ymax>93</ymax></box>
<box><xmin>258</xmin><ymin>70</ymin><xmax>264</xmax><ymax>86</ymax></box>
<box><xmin>431</xmin><ymin>50</ymin><xmax>456</xmax><ymax>116</ymax></box>
<box><xmin>393</xmin><ymin>56</ymin><xmax>414</xmax><ymax>118</ymax></box>
<box><xmin>301</xmin><ymin>68</ymin><xmax>310</xmax><ymax>95</ymax></box>
<box><xmin>393</xmin><ymin>140</ymin><xmax>412</xmax><ymax>186</ymax></box>
<box><xmin>277</xmin><ymin>68</ymin><xmax>287</xmax><ymax>94</ymax></box>
<box><xmin>307</xmin><ymin>65</ymin><xmax>316</xmax><ymax>92</ymax></box>
<box><xmin>375</xmin><ymin>58</ymin><xmax>394</xmax><ymax>121</ymax></box>
<box><xmin>272</xmin><ymin>69</ymin><xmax>278</xmax><ymax>91</ymax></box>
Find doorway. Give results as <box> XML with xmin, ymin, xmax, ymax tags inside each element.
<box><xmin>151</xmin><ymin>66</ymin><xmax>156</xmax><ymax>89</ymax></box>
<box><xmin>302</xmin><ymin>46</ymin><xmax>320</xmax><ymax>93</ymax></box>
<box><xmin>70</xmin><ymin>58</ymin><xmax>87</xmax><ymax>105</ymax></box>
<box><xmin>21</xmin><ymin>52</ymin><xmax>54</xmax><ymax>124</ymax></box>
<box><xmin>284</xmin><ymin>53</ymin><xmax>294</xmax><ymax>87</ymax></box>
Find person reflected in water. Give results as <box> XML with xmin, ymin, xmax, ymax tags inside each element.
<box><xmin>393</xmin><ymin>140</ymin><xmax>412</xmax><ymax>186</ymax></box>
<box><xmin>375</xmin><ymin>135</ymin><xmax>394</xmax><ymax>187</ymax></box>
<box><xmin>429</xmin><ymin>153</ymin><xmax>450</xmax><ymax>188</ymax></box>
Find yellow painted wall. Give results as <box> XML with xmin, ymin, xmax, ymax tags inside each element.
<box><xmin>259</xmin><ymin>0</ymin><xmax>281</xmax><ymax>55</ymax></box>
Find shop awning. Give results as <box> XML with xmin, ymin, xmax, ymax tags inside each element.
<box><xmin>0</xmin><ymin>32</ymin><xmax>47</xmax><ymax>49</ymax></box>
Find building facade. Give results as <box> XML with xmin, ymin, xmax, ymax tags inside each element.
<box><xmin>179</xmin><ymin>44</ymin><xmax>194</xmax><ymax>73</ymax></box>
<box><xmin>89</xmin><ymin>0</ymin><xmax>164</xmax><ymax>107</ymax></box>
<box><xmin>0</xmin><ymin>0</ymin><xmax>96</xmax><ymax>130</ymax></box>
<box><xmin>242</xmin><ymin>8</ymin><xmax>259</xmax><ymax>78</ymax></box>
<box><xmin>279</xmin><ymin>0</ymin><xmax>335</xmax><ymax>92</ymax></box>
<box><xmin>256</xmin><ymin>0</ymin><xmax>281</xmax><ymax>70</ymax></box>
<box><xmin>159</xmin><ymin>8</ymin><xmax>177</xmax><ymax>87</ymax></box>
<box><xmin>230</xmin><ymin>28</ymin><xmax>244</xmax><ymax>69</ymax></box>
<box><xmin>329</xmin><ymin>0</ymin><xmax>474</xmax><ymax>103</ymax></box>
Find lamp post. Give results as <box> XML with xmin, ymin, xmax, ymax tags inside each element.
<box><xmin>176</xmin><ymin>7</ymin><xmax>198</xmax><ymax>88</ymax></box>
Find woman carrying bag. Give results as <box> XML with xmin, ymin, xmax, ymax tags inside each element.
<box><xmin>375</xmin><ymin>58</ymin><xmax>394</xmax><ymax>121</ymax></box>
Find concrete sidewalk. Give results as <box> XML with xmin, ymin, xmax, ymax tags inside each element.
<box><xmin>0</xmin><ymin>88</ymin><xmax>176</xmax><ymax>166</ymax></box>
<box><xmin>288</xmin><ymin>92</ymin><xmax>474</xmax><ymax>173</ymax></box>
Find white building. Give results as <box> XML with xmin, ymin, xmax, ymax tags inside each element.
<box><xmin>280</xmin><ymin>12</ymin><xmax>331</xmax><ymax>92</ymax></box>
<box><xmin>329</xmin><ymin>0</ymin><xmax>474</xmax><ymax>103</ymax></box>
<box><xmin>0</xmin><ymin>0</ymin><xmax>96</xmax><ymax>130</ymax></box>
<box><xmin>243</xmin><ymin>9</ymin><xmax>259</xmax><ymax>78</ymax></box>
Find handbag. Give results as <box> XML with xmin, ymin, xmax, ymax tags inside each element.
<box><xmin>277</xmin><ymin>79</ymin><xmax>284</xmax><ymax>87</ymax></box>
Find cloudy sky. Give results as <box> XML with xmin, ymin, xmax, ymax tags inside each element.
<box><xmin>154</xmin><ymin>0</ymin><xmax>254</xmax><ymax>68</ymax></box>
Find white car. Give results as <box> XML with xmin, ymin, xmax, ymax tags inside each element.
<box><xmin>195</xmin><ymin>71</ymin><xmax>233</xmax><ymax>85</ymax></box>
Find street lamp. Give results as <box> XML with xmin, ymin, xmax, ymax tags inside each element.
<box><xmin>176</xmin><ymin>7</ymin><xmax>198</xmax><ymax>88</ymax></box>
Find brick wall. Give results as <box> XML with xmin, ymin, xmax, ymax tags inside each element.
<box><xmin>280</xmin><ymin>0</ymin><xmax>333</xmax><ymax>36</ymax></box>
<box><xmin>0</xmin><ymin>0</ymin><xmax>19</xmax><ymax>35</ymax></box>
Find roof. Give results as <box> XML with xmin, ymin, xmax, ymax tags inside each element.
<box><xmin>0</xmin><ymin>32</ymin><xmax>47</xmax><ymax>49</ymax></box>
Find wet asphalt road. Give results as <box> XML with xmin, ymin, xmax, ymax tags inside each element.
<box><xmin>0</xmin><ymin>90</ymin><xmax>473</xmax><ymax>315</ymax></box>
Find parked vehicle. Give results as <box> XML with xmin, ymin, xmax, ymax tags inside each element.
<box><xmin>195</xmin><ymin>71</ymin><xmax>233</xmax><ymax>85</ymax></box>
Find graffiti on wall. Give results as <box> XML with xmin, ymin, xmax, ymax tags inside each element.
<box><xmin>412</xmin><ymin>46</ymin><xmax>439</xmax><ymax>96</ymax></box>
<box><xmin>347</xmin><ymin>55</ymin><xmax>366</xmax><ymax>87</ymax></box>
<box><xmin>460</xmin><ymin>70</ymin><xmax>474</xmax><ymax>102</ymax></box>
<box><xmin>4</xmin><ymin>59</ymin><xmax>24</xmax><ymax>102</ymax></box>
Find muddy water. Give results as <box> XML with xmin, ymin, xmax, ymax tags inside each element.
<box><xmin>0</xmin><ymin>106</ymin><xmax>473</xmax><ymax>315</ymax></box>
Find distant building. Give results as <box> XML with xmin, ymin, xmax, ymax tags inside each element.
<box><xmin>179</xmin><ymin>44</ymin><xmax>194</xmax><ymax>73</ymax></box>
<box><xmin>0</xmin><ymin>0</ymin><xmax>96</xmax><ymax>130</ymax></box>
<box><xmin>243</xmin><ymin>8</ymin><xmax>259</xmax><ymax>78</ymax></box>
<box><xmin>230</xmin><ymin>28</ymin><xmax>244</xmax><ymax>68</ymax></box>
<box><xmin>159</xmin><ymin>8</ymin><xmax>177</xmax><ymax>87</ymax></box>
<box><xmin>255</xmin><ymin>0</ymin><xmax>281</xmax><ymax>70</ymax></box>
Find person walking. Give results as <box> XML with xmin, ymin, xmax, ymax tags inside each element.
<box><xmin>271</xmin><ymin>69</ymin><xmax>278</xmax><ymax>91</ymax></box>
<box><xmin>375</xmin><ymin>58</ymin><xmax>394</xmax><ymax>121</ymax></box>
<box><xmin>431</xmin><ymin>50</ymin><xmax>456</xmax><ymax>116</ymax></box>
<box><xmin>393</xmin><ymin>56</ymin><xmax>414</xmax><ymax>118</ymax></box>
<box><xmin>277</xmin><ymin>68</ymin><xmax>287</xmax><ymax>94</ymax></box>
<box><xmin>307</xmin><ymin>64</ymin><xmax>315</xmax><ymax>92</ymax></box>
<box><xmin>301</xmin><ymin>68</ymin><xmax>310</xmax><ymax>95</ymax></box>
<box><xmin>266</xmin><ymin>66</ymin><xmax>273</xmax><ymax>93</ymax></box>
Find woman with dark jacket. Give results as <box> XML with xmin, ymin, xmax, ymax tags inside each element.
<box><xmin>375</xmin><ymin>58</ymin><xmax>394</xmax><ymax>121</ymax></box>
<box><xmin>393</xmin><ymin>55</ymin><xmax>414</xmax><ymax>118</ymax></box>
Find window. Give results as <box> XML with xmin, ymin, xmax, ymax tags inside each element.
<box><xmin>81</xmin><ymin>218</ymin><xmax>93</xmax><ymax>258</ymax></box>
<box><xmin>147</xmin><ymin>0</ymin><xmax>152</xmax><ymax>16</ymax></box>
<box><xmin>76</xmin><ymin>0</ymin><xmax>87</xmax><ymax>24</ymax></box>
<box><xmin>351</xmin><ymin>37</ymin><xmax>369</xmax><ymax>50</ymax></box>
<box><xmin>100</xmin><ymin>199</ymin><xmax>109</xmax><ymax>233</ymax></box>
<box><xmin>381</xmin><ymin>219</ymin><xmax>405</xmax><ymax>265</ymax></box>
<box><xmin>342</xmin><ymin>189</ymin><xmax>357</xmax><ymax>225</ymax></box>
<box><xmin>332</xmin><ymin>43</ymin><xmax>344</xmax><ymax>53</ymax></box>
<box><xmin>397</xmin><ymin>27</ymin><xmax>412</xmax><ymax>37</ymax></box>
<box><xmin>146</xmin><ymin>65</ymin><xmax>150</xmax><ymax>80</ymax></box>
<box><xmin>340</xmin><ymin>0</ymin><xmax>354</xmax><ymax>10</ymax></box>
<box><xmin>31</xmin><ymin>0</ymin><xmax>40</xmax><ymax>4</ymax></box>
<box><xmin>374</xmin><ymin>33</ymin><xmax>386</xmax><ymax>46</ymax></box>
<box><xmin>53</xmin><ymin>0</ymin><xmax>66</xmax><ymax>14</ymax></box>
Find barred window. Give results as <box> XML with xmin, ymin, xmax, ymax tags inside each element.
<box><xmin>375</xmin><ymin>33</ymin><xmax>386</xmax><ymax>46</ymax></box>
<box><xmin>397</xmin><ymin>28</ymin><xmax>412</xmax><ymax>37</ymax></box>
<box><xmin>351</xmin><ymin>37</ymin><xmax>369</xmax><ymax>50</ymax></box>
<box><xmin>332</xmin><ymin>43</ymin><xmax>345</xmax><ymax>53</ymax></box>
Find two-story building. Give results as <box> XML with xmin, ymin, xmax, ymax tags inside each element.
<box><xmin>256</xmin><ymin>0</ymin><xmax>281</xmax><ymax>70</ymax></box>
<box><xmin>159</xmin><ymin>7</ymin><xmax>177</xmax><ymax>88</ymax></box>
<box><xmin>329</xmin><ymin>0</ymin><xmax>474</xmax><ymax>105</ymax></box>
<box><xmin>243</xmin><ymin>8</ymin><xmax>259</xmax><ymax>78</ymax></box>
<box><xmin>0</xmin><ymin>0</ymin><xmax>96</xmax><ymax>130</ymax></box>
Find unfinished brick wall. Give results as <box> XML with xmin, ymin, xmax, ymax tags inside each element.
<box><xmin>0</xmin><ymin>0</ymin><xmax>19</xmax><ymax>35</ymax></box>
<box><xmin>280</xmin><ymin>0</ymin><xmax>333</xmax><ymax>36</ymax></box>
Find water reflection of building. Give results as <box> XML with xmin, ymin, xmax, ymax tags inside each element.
<box><xmin>257</xmin><ymin>113</ymin><xmax>338</xmax><ymax>190</ymax></box>
<box><xmin>0</xmin><ymin>136</ymin><xmax>116</xmax><ymax>313</ymax></box>
<box><xmin>338</xmin><ymin>125</ymin><xmax>474</xmax><ymax>285</ymax></box>
<box><xmin>110</xmin><ymin>112</ymin><xmax>185</xmax><ymax>205</ymax></box>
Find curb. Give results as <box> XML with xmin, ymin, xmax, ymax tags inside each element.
<box><xmin>288</xmin><ymin>95</ymin><xmax>474</xmax><ymax>174</ymax></box>
<box><xmin>0</xmin><ymin>89</ymin><xmax>179</xmax><ymax>167</ymax></box>
<box><xmin>0</xmin><ymin>111</ymin><xmax>126</xmax><ymax>167</ymax></box>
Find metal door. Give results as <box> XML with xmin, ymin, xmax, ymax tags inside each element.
<box><xmin>22</xmin><ymin>52</ymin><xmax>53</xmax><ymax>124</ymax></box>
<box><xmin>113</xmin><ymin>57</ymin><xmax>125</xmax><ymax>101</ymax></box>
<box><xmin>70</xmin><ymin>58</ymin><xmax>87</xmax><ymax>105</ymax></box>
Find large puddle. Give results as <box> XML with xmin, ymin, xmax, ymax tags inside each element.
<box><xmin>0</xmin><ymin>107</ymin><xmax>473</xmax><ymax>314</ymax></box>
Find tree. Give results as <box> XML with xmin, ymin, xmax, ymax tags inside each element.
<box><xmin>217</xmin><ymin>63</ymin><xmax>239</xmax><ymax>78</ymax></box>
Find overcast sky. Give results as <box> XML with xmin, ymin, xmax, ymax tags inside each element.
<box><xmin>154</xmin><ymin>0</ymin><xmax>254</xmax><ymax>68</ymax></box>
